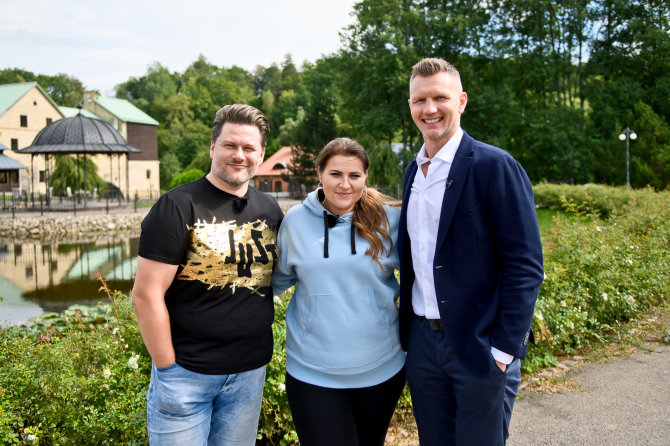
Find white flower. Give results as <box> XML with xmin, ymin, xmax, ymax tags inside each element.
<box><xmin>535</xmin><ymin>312</ymin><xmax>544</xmax><ymax>321</ymax></box>
<box><xmin>627</xmin><ymin>259</ymin><xmax>633</xmax><ymax>265</ymax></box>
<box><xmin>112</xmin><ymin>327</ymin><xmax>119</xmax><ymax>335</ymax></box>
<box><xmin>27</xmin><ymin>434</ymin><xmax>36</xmax><ymax>442</ymax></box>
<box><xmin>274</xmin><ymin>296</ymin><xmax>281</xmax><ymax>304</ymax></box>
<box><xmin>601</xmin><ymin>293</ymin><xmax>608</xmax><ymax>301</ymax></box>
<box><xmin>128</xmin><ymin>355</ymin><xmax>140</xmax><ymax>370</ymax></box>
<box><xmin>279</xmin><ymin>383</ymin><xmax>286</xmax><ymax>391</ymax></box>
<box><xmin>103</xmin><ymin>368</ymin><xmax>112</xmax><ymax>378</ymax></box>
<box><xmin>596</xmin><ymin>226</ymin><xmax>602</xmax><ymax>232</ymax></box>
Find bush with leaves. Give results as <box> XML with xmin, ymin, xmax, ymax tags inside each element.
<box><xmin>526</xmin><ymin>187</ymin><xmax>670</xmax><ymax>371</ymax></box>
<box><xmin>0</xmin><ymin>278</ymin><xmax>297</xmax><ymax>445</ymax></box>
<box><xmin>0</xmin><ymin>279</ymin><xmax>149</xmax><ymax>445</ymax></box>
<box><xmin>533</xmin><ymin>182</ymin><xmax>634</xmax><ymax>218</ymax></box>
<box><xmin>167</xmin><ymin>168</ymin><xmax>205</xmax><ymax>190</ymax></box>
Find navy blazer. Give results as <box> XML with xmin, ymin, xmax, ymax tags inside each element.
<box><xmin>398</xmin><ymin>131</ymin><xmax>544</xmax><ymax>377</ymax></box>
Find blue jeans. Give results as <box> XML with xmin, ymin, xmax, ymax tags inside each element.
<box><xmin>147</xmin><ymin>362</ymin><xmax>266</xmax><ymax>446</ymax></box>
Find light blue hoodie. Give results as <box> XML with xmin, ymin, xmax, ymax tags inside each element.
<box><xmin>272</xmin><ymin>189</ymin><xmax>405</xmax><ymax>388</ymax></box>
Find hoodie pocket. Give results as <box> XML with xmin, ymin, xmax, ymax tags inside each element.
<box><xmin>297</xmin><ymin>288</ymin><xmax>396</xmax><ymax>370</ymax></box>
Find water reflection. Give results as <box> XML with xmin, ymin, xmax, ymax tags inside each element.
<box><xmin>0</xmin><ymin>237</ymin><xmax>138</xmax><ymax>327</ymax></box>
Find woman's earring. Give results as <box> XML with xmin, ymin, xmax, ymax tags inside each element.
<box><xmin>317</xmin><ymin>185</ymin><xmax>326</xmax><ymax>203</ymax></box>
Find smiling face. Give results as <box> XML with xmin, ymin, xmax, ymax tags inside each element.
<box><xmin>318</xmin><ymin>154</ymin><xmax>367</xmax><ymax>216</ymax></box>
<box><xmin>207</xmin><ymin>122</ymin><xmax>265</xmax><ymax>196</ymax></box>
<box><xmin>409</xmin><ymin>71</ymin><xmax>468</xmax><ymax>157</ymax></box>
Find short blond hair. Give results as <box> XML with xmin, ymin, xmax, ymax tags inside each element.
<box><xmin>410</xmin><ymin>58</ymin><xmax>461</xmax><ymax>85</ymax></box>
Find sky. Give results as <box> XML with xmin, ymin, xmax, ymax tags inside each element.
<box><xmin>1</xmin><ymin>0</ymin><xmax>359</xmax><ymax>96</ymax></box>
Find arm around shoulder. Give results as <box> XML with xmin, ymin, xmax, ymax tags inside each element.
<box><xmin>132</xmin><ymin>256</ymin><xmax>179</xmax><ymax>368</ymax></box>
<box><xmin>271</xmin><ymin>213</ymin><xmax>298</xmax><ymax>296</ymax></box>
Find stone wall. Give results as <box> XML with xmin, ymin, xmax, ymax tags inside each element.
<box><xmin>0</xmin><ymin>211</ymin><xmax>147</xmax><ymax>241</ymax></box>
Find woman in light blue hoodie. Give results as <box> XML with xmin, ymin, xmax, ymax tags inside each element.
<box><xmin>272</xmin><ymin>137</ymin><xmax>405</xmax><ymax>446</ymax></box>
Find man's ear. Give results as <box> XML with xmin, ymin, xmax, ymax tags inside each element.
<box><xmin>210</xmin><ymin>141</ymin><xmax>215</xmax><ymax>158</ymax></box>
<box><xmin>459</xmin><ymin>92</ymin><xmax>468</xmax><ymax>114</ymax></box>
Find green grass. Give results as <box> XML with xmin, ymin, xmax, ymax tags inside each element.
<box><xmin>537</xmin><ymin>209</ymin><xmax>559</xmax><ymax>236</ymax></box>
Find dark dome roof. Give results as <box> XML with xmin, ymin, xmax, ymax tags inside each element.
<box><xmin>19</xmin><ymin>113</ymin><xmax>141</xmax><ymax>154</ymax></box>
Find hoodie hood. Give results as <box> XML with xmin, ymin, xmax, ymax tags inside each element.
<box><xmin>304</xmin><ymin>188</ymin><xmax>356</xmax><ymax>258</ymax></box>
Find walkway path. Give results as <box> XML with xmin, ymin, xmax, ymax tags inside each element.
<box><xmin>508</xmin><ymin>342</ymin><xmax>670</xmax><ymax>445</ymax></box>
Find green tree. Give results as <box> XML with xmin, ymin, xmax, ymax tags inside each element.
<box><xmin>283</xmin><ymin>63</ymin><xmax>340</xmax><ymax>188</ymax></box>
<box><xmin>36</xmin><ymin>73</ymin><xmax>85</xmax><ymax>106</ymax></box>
<box><xmin>629</xmin><ymin>102</ymin><xmax>670</xmax><ymax>188</ymax></box>
<box><xmin>367</xmin><ymin>142</ymin><xmax>402</xmax><ymax>186</ymax></box>
<box><xmin>49</xmin><ymin>155</ymin><xmax>107</xmax><ymax>194</ymax></box>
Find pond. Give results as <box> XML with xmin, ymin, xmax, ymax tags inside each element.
<box><xmin>0</xmin><ymin>236</ymin><xmax>138</xmax><ymax>327</ymax></box>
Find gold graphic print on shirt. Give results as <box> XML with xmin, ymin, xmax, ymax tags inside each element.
<box><xmin>177</xmin><ymin>218</ymin><xmax>278</xmax><ymax>294</ymax></box>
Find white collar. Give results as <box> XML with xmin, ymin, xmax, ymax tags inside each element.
<box><xmin>416</xmin><ymin>127</ymin><xmax>463</xmax><ymax>166</ymax></box>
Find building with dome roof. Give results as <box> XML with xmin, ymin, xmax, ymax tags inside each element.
<box><xmin>0</xmin><ymin>82</ymin><xmax>159</xmax><ymax>199</ymax></box>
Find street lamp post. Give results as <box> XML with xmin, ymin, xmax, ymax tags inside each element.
<box><xmin>618</xmin><ymin>128</ymin><xmax>637</xmax><ymax>187</ymax></box>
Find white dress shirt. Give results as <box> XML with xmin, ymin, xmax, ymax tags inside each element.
<box><xmin>407</xmin><ymin>128</ymin><xmax>513</xmax><ymax>365</ymax></box>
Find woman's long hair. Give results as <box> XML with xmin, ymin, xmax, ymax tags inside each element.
<box><xmin>316</xmin><ymin>137</ymin><xmax>393</xmax><ymax>269</ymax></box>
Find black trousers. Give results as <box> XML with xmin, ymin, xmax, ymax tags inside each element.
<box><xmin>285</xmin><ymin>368</ymin><xmax>406</xmax><ymax>446</ymax></box>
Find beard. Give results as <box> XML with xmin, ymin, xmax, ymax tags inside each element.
<box><xmin>212</xmin><ymin>163</ymin><xmax>257</xmax><ymax>187</ymax></box>
<box><xmin>423</xmin><ymin>121</ymin><xmax>456</xmax><ymax>143</ymax></box>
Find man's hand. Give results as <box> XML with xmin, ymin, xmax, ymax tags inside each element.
<box><xmin>495</xmin><ymin>360</ymin><xmax>507</xmax><ymax>373</ymax></box>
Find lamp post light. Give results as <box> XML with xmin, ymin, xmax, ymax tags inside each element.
<box><xmin>618</xmin><ymin>128</ymin><xmax>637</xmax><ymax>187</ymax></box>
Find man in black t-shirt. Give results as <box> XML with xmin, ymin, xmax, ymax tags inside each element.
<box><xmin>132</xmin><ymin>104</ymin><xmax>283</xmax><ymax>445</ymax></box>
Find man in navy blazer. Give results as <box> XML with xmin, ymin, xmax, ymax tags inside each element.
<box><xmin>398</xmin><ymin>58</ymin><xmax>544</xmax><ymax>445</ymax></box>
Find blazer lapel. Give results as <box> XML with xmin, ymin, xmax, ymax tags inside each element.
<box><xmin>434</xmin><ymin>133</ymin><xmax>474</xmax><ymax>253</ymax></box>
<box><xmin>402</xmin><ymin>160</ymin><xmax>418</xmax><ymax>204</ymax></box>
<box><xmin>399</xmin><ymin>159</ymin><xmax>418</xmax><ymax>250</ymax></box>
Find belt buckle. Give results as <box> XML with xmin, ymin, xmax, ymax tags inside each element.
<box><xmin>427</xmin><ymin>318</ymin><xmax>443</xmax><ymax>332</ymax></box>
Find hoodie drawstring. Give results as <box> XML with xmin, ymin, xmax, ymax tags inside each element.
<box><xmin>322</xmin><ymin>210</ymin><xmax>356</xmax><ymax>258</ymax></box>
<box><xmin>323</xmin><ymin>211</ymin><xmax>331</xmax><ymax>258</ymax></box>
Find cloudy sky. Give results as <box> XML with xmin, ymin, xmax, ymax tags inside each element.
<box><xmin>1</xmin><ymin>0</ymin><xmax>359</xmax><ymax>95</ymax></box>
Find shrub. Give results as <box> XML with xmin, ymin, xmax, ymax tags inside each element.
<box><xmin>533</xmin><ymin>183</ymin><xmax>634</xmax><ymax>217</ymax></box>
<box><xmin>0</xmin><ymin>284</ymin><xmax>149</xmax><ymax>445</ymax></box>
<box><xmin>526</xmin><ymin>187</ymin><xmax>670</xmax><ymax>371</ymax></box>
<box><xmin>0</xmin><ymin>280</ymin><xmax>297</xmax><ymax>445</ymax></box>
<box><xmin>167</xmin><ymin>169</ymin><xmax>205</xmax><ymax>190</ymax></box>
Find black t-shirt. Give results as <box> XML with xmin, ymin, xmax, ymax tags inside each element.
<box><xmin>138</xmin><ymin>176</ymin><xmax>283</xmax><ymax>374</ymax></box>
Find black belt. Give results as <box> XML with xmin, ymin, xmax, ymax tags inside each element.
<box><xmin>420</xmin><ymin>316</ymin><xmax>443</xmax><ymax>332</ymax></box>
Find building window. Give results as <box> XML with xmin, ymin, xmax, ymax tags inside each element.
<box><xmin>11</xmin><ymin>139</ymin><xmax>19</xmax><ymax>151</ymax></box>
<box><xmin>25</xmin><ymin>266</ymin><xmax>33</xmax><ymax>278</ymax></box>
<box><xmin>20</xmin><ymin>115</ymin><xmax>28</xmax><ymax>127</ymax></box>
<box><xmin>275</xmin><ymin>182</ymin><xmax>283</xmax><ymax>192</ymax></box>
<box><xmin>39</xmin><ymin>171</ymin><xmax>46</xmax><ymax>182</ymax></box>
<box><xmin>0</xmin><ymin>171</ymin><xmax>18</xmax><ymax>185</ymax></box>
<box><xmin>146</xmin><ymin>169</ymin><xmax>151</xmax><ymax>179</ymax></box>
<box><xmin>46</xmin><ymin>118</ymin><xmax>53</xmax><ymax>125</ymax></box>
